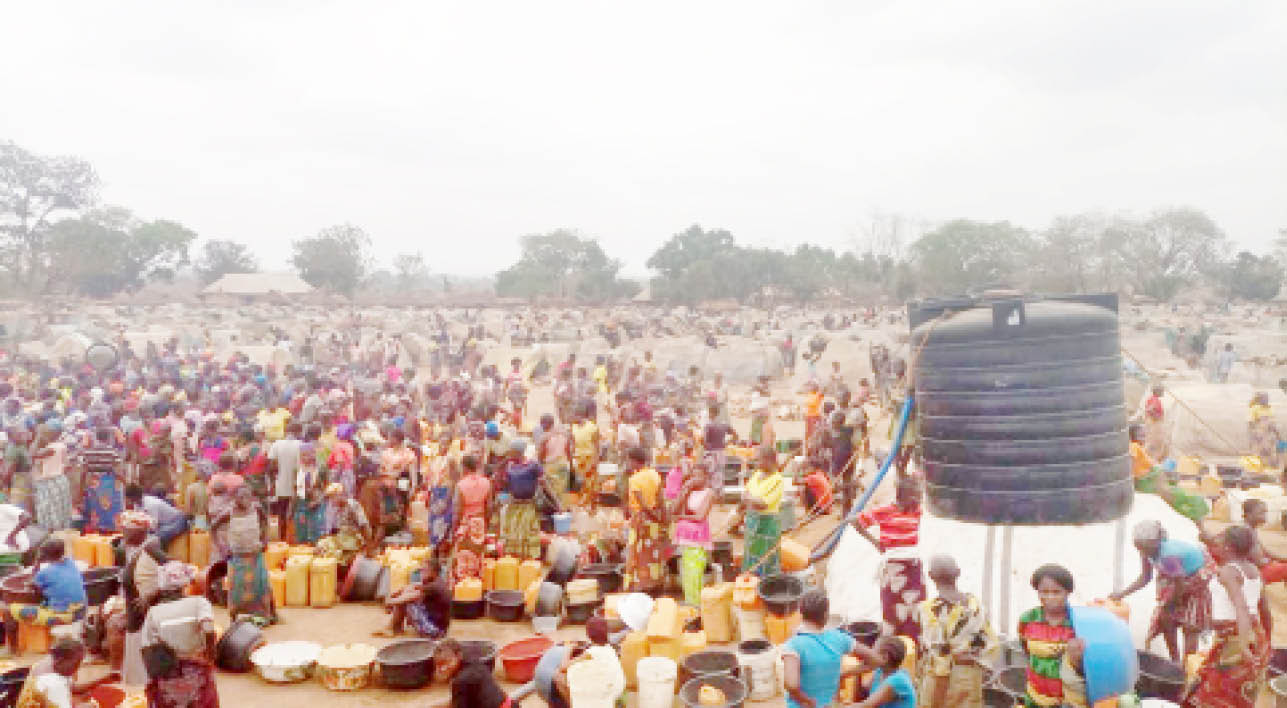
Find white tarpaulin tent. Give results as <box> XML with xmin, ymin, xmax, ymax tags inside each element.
<box><xmin>824</xmin><ymin>493</ymin><xmax>1199</xmax><ymax>651</ymax></box>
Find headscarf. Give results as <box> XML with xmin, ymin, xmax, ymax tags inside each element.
<box><xmin>157</xmin><ymin>561</ymin><xmax>197</xmax><ymax>593</ymax></box>
<box><xmin>1132</xmin><ymin>519</ymin><xmax>1165</xmax><ymax>544</ymax></box>
<box><xmin>119</xmin><ymin>510</ymin><xmax>153</xmax><ymax>531</ymax></box>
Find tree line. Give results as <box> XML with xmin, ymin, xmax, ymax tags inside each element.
<box><xmin>3</xmin><ymin>139</ymin><xmax>1283</xmax><ymax>302</ymax></box>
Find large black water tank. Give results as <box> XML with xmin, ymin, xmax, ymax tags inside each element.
<box><xmin>908</xmin><ymin>295</ymin><xmax>1131</xmax><ymax>525</ymax></box>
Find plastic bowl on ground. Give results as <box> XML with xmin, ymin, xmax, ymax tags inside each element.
<box><xmin>532</xmin><ymin>615</ymin><xmax>560</xmax><ymax>635</ymax></box>
<box><xmin>499</xmin><ymin>636</ymin><xmax>555</xmax><ymax>683</ymax></box>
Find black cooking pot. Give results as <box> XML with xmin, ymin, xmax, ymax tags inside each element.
<box><xmin>452</xmin><ymin>599</ymin><xmax>485</xmax><ymax>620</ymax></box>
<box><xmin>565</xmin><ymin>599</ymin><xmax>601</xmax><ymax>625</ymax></box>
<box><xmin>679</xmin><ymin>650</ymin><xmax>739</xmax><ymax>687</ymax></box>
<box><xmin>486</xmin><ymin>590</ymin><xmax>525</xmax><ymax>622</ymax></box>
<box><xmin>215</xmin><ymin>619</ymin><xmax>264</xmax><ymax>672</ymax></box>
<box><xmin>842</xmin><ymin>621</ymin><xmax>881</xmax><ymax>647</ymax></box>
<box><xmin>377</xmin><ymin>639</ymin><xmax>435</xmax><ymax>689</ymax></box>
<box><xmin>342</xmin><ymin>556</ymin><xmax>384</xmax><ymax>602</ymax></box>
<box><xmin>82</xmin><ymin>566</ymin><xmax>121</xmax><ymax>606</ymax></box>
<box><xmin>577</xmin><ymin>563</ymin><xmax>623</xmax><ymax>595</ymax></box>
<box><xmin>459</xmin><ymin>640</ymin><xmax>497</xmax><ymax>671</ymax></box>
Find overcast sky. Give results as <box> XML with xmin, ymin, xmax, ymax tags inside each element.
<box><xmin>2</xmin><ymin>1</ymin><xmax>1284</xmax><ymax>276</ymax></box>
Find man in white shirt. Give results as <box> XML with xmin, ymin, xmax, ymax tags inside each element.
<box><xmin>268</xmin><ymin>423</ymin><xmax>303</xmax><ymax>529</ymax></box>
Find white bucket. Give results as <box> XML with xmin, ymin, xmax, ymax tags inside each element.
<box><xmin>636</xmin><ymin>657</ymin><xmax>677</xmax><ymax>708</ymax></box>
<box><xmin>733</xmin><ymin>605</ymin><xmax>766</xmax><ymax>642</ymax></box>
<box><xmin>737</xmin><ymin>640</ymin><xmax>779</xmax><ymax>701</ymax></box>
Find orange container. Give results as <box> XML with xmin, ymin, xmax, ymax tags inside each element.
<box><xmin>269</xmin><ymin>570</ymin><xmax>287</xmax><ymax>608</ymax></box>
<box><xmin>93</xmin><ymin>536</ymin><xmax>116</xmax><ymax>568</ymax></box>
<box><xmin>17</xmin><ymin>623</ymin><xmax>51</xmax><ymax>654</ymax></box>
<box><xmin>518</xmin><ymin>559</ymin><xmax>542</xmax><ymax>591</ymax></box>
<box><xmin>166</xmin><ymin>533</ymin><xmax>189</xmax><ymax>564</ymax></box>
<box><xmin>188</xmin><ymin>530</ymin><xmax>211</xmax><ymax>569</ymax></box>
<box><xmin>733</xmin><ymin>574</ymin><xmax>761</xmax><ymax>610</ymax></box>
<box><xmin>454</xmin><ymin>577</ymin><xmax>483</xmax><ymax>601</ymax></box>
<box><xmin>264</xmin><ymin>542</ymin><xmax>289</xmax><ymax>571</ymax></box>
<box><xmin>765</xmin><ymin>611</ymin><xmax>801</xmax><ymax>644</ymax></box>
<box><xmin>494</xmin><ymin>557</ymin><xmax>519</xmax><ymax>591</ymax></box>
<box><xmin>482</xmin><ymin>559</ymin><xmax>497</xmax><ymax>592</ymax></box>
<box><xmin>309</xmin><ymin>556</ymin><xmax>338</xmax><ymax>608</ymax></box>
<box><xmin>779</xmin><ymin>538</ymin><xmax>809</xmax><ymax>572</ymax></box>
<box><xmin>73</xmin><ymin>535</ymin><xmax>97</xmax><ymax>566</ymax></box>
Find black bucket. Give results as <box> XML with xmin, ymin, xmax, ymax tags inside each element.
<box><xmin>842</xmin><ymin>621</ymin><xmax>881</xmax><ymax>647</ymax></box>
<box><xmin>756</xmin><ymin>574</ymin><xmax>804</xmax><ymax>616</ymax></box>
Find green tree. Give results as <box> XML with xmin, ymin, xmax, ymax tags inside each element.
<box><xmin>495</xmin><ymin>229</ymin><xmax>637</xmax><ymax>301</ymax></box>
<box><xmin>1119</xmin><ymin>207</ymin><xmax>1226</xmax><ymax>300</ymax></box>
<box><xmin>0</xmin><ymin>140</ymin><xmax>99</xmax><ymax>289</ymax></box>
<box><xmin>1213</xmin><ymin>251</ymin><xmax>1283</xmax><ymax>301</ymax></box>
<box><xmin>47</xmin><ymin>207</ymin><xmax>196</xmax><ymax>296</ymax></box>
<box><xmin>646</xmin><ymin>225</ymin><xmax>746</xmax><ymax>303</ymax></box>
<box><xmin>291</xmin><ymin>224</ymin><xmax>372</xmax><ymax>296</ymax></box>
<box><xmin>194</xmin><ymin>239</ymin><xmax>258</xmax><ymax>285</ymax></box>
<box><xmin>909</xmin><ymin>219</ymin><xmax>1034</xmax><ymax>295</ymax></box>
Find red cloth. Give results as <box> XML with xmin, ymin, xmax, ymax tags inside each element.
<box><xmin>1262</xmin><ymin>561</ymin><xmax>1287</xmax><ymax>584</ymax></box>
<box><xmin>856</xmin><ymin>504</ymin><xmax>922</xmax><ymax>549</ymax></box>
<box><xmin>802</xmin><ymin>471</ymin><xmax>833</xmax><ymax>513</ymax></box>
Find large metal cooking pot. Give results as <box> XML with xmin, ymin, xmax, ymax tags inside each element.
<box><xmin>377</xmin><ymin>639</ymin><xmax>435</xmax><ymax>689</ymax></box>
<box><xmin>215</xmin><ymin>619</ymin><xmax>264</xmax><ymax>673</ymax></box>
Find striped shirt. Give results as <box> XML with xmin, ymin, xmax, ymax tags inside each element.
<box><xmin>856</xmin><ymin>504</ymin><xmax>921</xmax><ymax>549</ymax></box>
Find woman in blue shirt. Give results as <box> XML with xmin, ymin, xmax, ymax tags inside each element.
<box><xmin>854</xmin><ymin>636</ymin><xmax>916</xmax><ymax>708</ymax></box>
<box><xmin>783</xmin><ymin>590</ymin><xmax>857</xmax><ymax>708</ymax></box>
<box><xmin>1110</xmin><ymin>519</ymin><xmax>1212</xmax><ymax>662</ymax></box>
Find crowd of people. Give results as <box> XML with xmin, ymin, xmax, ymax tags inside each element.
<box><xmin>0</xmin><ymin>324</ymin><xmax>1280</xmax><ymax>708</ymax></box>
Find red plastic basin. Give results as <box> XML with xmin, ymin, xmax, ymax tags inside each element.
<box><xmin>498</xmin><ymin>635</ymin><xmax>554</xmax><ymax>683</ymax></box>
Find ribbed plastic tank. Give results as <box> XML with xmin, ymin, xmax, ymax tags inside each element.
<box><xmin>908</xmin><ymin>294</ymin><xmax>1131</xmax><ymax>525</ymax></box>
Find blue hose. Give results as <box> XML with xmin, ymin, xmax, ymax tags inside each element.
<box><xmin>809</xmin><ymin>391</ymin><xmax>915</xmax><ymax>563</ymax></box>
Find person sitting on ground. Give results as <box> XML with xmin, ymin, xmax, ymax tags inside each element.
<box><xmin>125</xmin><ymin>484</ymin><xmax>189</xmax><ymax>549</ymax></box>
<box><xmin>850</xmin><ymin>635</ymin><xmax>916</xmax><ymax>708</ymax></box>
<box><xmin>141</xmin><ymin>562</ymin><xmax>219</xmax><ymax>708</ymax></box>
<box><xmin>1129</xmin><ymin>424</ymin><xmax>1208</xmax><ymax>522</ymax></box>
<box><xmin>15</xmin><ymin>637</ymin><xmax>118</xmax><ymax>708</ymax></box>
<box><xmin>432</xmin><ymin>638</ymin><xmax>510</xmax><ymax>708</ymax></box>
<box><xmin>2</xmin><ymin>539</ymin><xmax>87</xmax><ymax>657</ymax></box>
<box><xmin>375</xmin><ymin>557</ymin><xmax>451</xmax><ymax>639</ymax></box>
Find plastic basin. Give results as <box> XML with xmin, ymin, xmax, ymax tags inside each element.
<box><xmin>499</xmin><ymin>636</ymin><xmax>553</xmax><ymax>683</ymax></box>
<box><xmin>1069</xmin><ymin>605</ymin><xmax>1138</xmax><ymax>703</ymax></box>
<box><xmin>678</xmin><ymin>674</ymin><xmax>748</xmax><ymax>708</ymax></box>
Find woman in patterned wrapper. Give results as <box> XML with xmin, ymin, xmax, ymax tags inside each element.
<box><xmin>853</xmin><ymin>477</ymin><xmax>926</xmax><ymax>642</ymax></box>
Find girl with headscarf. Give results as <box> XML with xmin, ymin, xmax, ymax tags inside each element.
<box><xmin>141</xmin><ymin>561</ymin><xmax>219</xmax><ymax>708</ymax></box>
<box><xmin>119</xmin><ymin>510</ymin><xmax>167</xmax><ymax>686</ymax></box>
<box><xmin>212</xmin><ymin>486</ymin><xmax>276</xmax><ymax>624</ymax></box>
